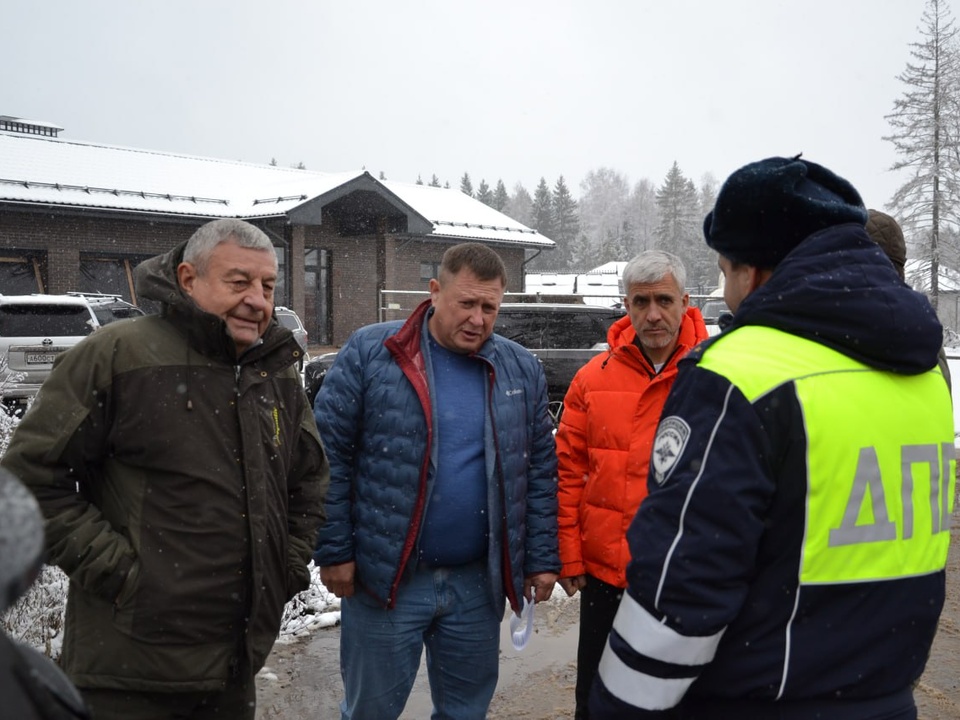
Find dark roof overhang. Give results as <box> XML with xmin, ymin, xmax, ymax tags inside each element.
<box><xmin>286</xmin><ymin>171</ymin><xmax>433</xmax><ymax>234</ymax></box>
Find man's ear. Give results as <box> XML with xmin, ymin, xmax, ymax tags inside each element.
<box><xmin>177</xmin><ymin>262</ymin><xmax>197</xmax><ymax>296</ymax></box>
<box><xmin>749</xmin><ymin>266</ymin><xmax>773</xmax><ymax>293</ymax></box>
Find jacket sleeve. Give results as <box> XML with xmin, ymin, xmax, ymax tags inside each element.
<box><xmin>0</xmin><ymin>340</ymin><xmax>135</xmax><ymax>603</ymax></box>
<box><xmin>522</xmin><ymin>357</ymin><xmax>560</xmax><ymax>575</ymax></box>
<box><xmin>312</xmin><ymin>333</ymin><xmax>364</xmax><ymax>566</ymax></box>
<box><xmin>285</xmin><ymin>388</ymin><xmax>330</xmax><ymax>597</ymax></box>
<box><xmin>555</xmin><ymin>369</ymin><xmax>589</xmax><ymax>578</ymax></box>
<box><xmin>590</xmin><ymin>364</ymin><xmax>776</xmax><ymax>718</ymax></box>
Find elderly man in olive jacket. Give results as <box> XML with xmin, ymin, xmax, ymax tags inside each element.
<box><xmin>1</xmin><ymin>219</ymin><xmax>329</xmax><ymax>720</ymax></box>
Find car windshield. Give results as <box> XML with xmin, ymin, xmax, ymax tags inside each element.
<box><xmin>277</xmin><ymin>313</ymin><xmax>300</xmax><ymax>330</ymax></box>
<box><xmin>92</xmin><ymin>305</ymin><xmax>143</xmax><ymax>325</ymax></box>
<box><xmin>0</xmin><ymin>305</ymin><xmax>95</xmax><ymax>336</ymax></box>
<box><xmin>494</xmin><ymin>308</ymin><xmax>623</xmax><ymax>349</ymax></box>
<box><xmin>701</xmin><ymin>300</ymin><xmax>729</xmax><ymax>321</ymax></box>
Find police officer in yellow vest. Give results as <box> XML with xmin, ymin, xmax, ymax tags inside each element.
<box><xmin>590</xmin><ymin>155</ymin><xmax>955</xmax><ymax>720</ymax></box>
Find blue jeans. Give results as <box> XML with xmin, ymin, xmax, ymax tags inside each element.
<box><xmin>339</xmin><ymin>560</ymin><xmax>501</xmax><ymax>720</ymax></box>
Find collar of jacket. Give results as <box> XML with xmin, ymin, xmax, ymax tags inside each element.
<box><xmin>385</xmin><ymin>298</ymin><xmax>499</xmax><ymax>363</ymax></box>
<box><xmin>727</xmin><ymin>223</ymin><xmax>942</xmax><ymax>374</ymax></box>
<box><xmin>607</xmin><ymin>306</ymin><xmax>709</xmax><ymax>363</ymax></box>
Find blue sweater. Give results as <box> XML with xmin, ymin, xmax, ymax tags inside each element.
<box><xmin>418</xmin><ymin>335</ymin><xmax>488</xmax><ymax>565</ymax></box>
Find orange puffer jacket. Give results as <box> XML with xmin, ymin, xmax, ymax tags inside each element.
<box><xmin>556</xmin><ymin>307</ymin><xmax>708</xmax><ymax>588</ymax></box>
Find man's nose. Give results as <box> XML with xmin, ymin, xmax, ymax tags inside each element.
<box><xmin>243</xmin><ymin>285</ymin><xmax>270</xmax><ymax>312</ymax></box>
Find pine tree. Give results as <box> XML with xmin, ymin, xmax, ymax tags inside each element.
<box><xmin>493</xmin><ymin>179</ymin><xmax>509</xmax><ymax>212</ymax></box>
<box><xmin>699</xmin><ymin>173</ymin><xmax>719</xmax><ymax>222</ymax></box>
<box><xmin>569</xmin><ymin>232</ymin><xmax>594</xmax><ymax>270</ymax></box>
<box><xmin>460</xmin><ymin>173</ymin><xmax>474</xmax><ymax>197</ymax></box>
<box><xmin>379</xmin><ymin>170</ymin><xmax>387</xmax><ymax>180</ymax></box>
<box><xmin>627</xmin><ymin>179</ymin><xmax>660</xmax><ymax>254</ymax></box>
<box><xmin>655</xmin><ymin>162</ymin><xmax>706</xmax><ymax>289</ymax></box>
<box><xmin>551</xmin><ymin>175</ymin><xmax>580</xmax><ymax>269</ymax></box>
<box><xmin>531</xmin><ymin>177</ymin><xmax>556</xmax><ymax>241</ymax></box>
<box><xmin>476</xmin><ymin>179</ymin><xmax>494</xmax><ymax>206</ymax></box>
<box><xmin>429</xmin><ymin>174</ymin><xmax>442</xmax><ymax>188</ymax></box>
<box><xmin>504</xmin><ymin>182</ymin><xmax>534</xmax><ymax>227</ymax></box>
<box><xmin>269</xmin><ymin>158</ymin><xmax>278</xmax><ymax>167</ymax></box>
<box><xmin>579</xmin><ymin>168</ymin><xmax>631</xmax><ymax>267</ymax></box>
<box><xmin>416</xmin><ymin>175</ymin><xmax>424</xmax><ymax>185</ymax></box>
<box><xmin>885</xmin><ymin>0</ymin><xmax>960</xmax><ymax>310</ymax></box>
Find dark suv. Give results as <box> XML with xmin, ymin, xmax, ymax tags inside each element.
<box><xmin>493</xmin><ymin>303</ymin><xmax>625</xmax><ymax>408</ymax></box>
<box><xmin>303</xmin><ymin>303</ymin><xmax>625</xmax><ymax>424</ymax></box>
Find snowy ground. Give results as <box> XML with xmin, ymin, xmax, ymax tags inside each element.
<box><xmin>269</xmin><ymin>561</ymin><xmax>575</xmax><ymax>653</ymax></box>
<box><xmin>256</xmin><ymin>576</ymin><xmax>579</xmax><ymax>720</ymax></box>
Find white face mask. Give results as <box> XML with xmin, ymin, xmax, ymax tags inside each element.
<box><xmin>510</xmin><ymin>596</ymin><xmax>536</xmax><ymax>651</ymax></box>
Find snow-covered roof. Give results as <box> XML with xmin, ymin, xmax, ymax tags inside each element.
<box><xmin>523</xmin><ymin>263</ymin><xmax>624</xmax><ymax>306</ymax></box>
<box><xmin>524</xmin><ymin>272</ymin><xmax>578</xmax><ymax>294</ymax></box>
<box><xmin>381</xmin><ymin>180</ymin><xmax>547</xmax><ymax>245</ymax></box>
<box><xmin>905</xmin><ymin>258</ymin><xmax>960</xmax><ymax>293</ymax></box>
<box><xmin>0</xmin><ymin>131</ymin><xmax>553</xmax><ymax>248</ymax></box>
<box><xmin>582</xmin><ymin>261</ymin><xmax>627</xmax><ymax>276</ymax></box>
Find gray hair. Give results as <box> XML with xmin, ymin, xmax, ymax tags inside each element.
<box><xmin>622</xmin><ymin>250</ymin><xmax>687</xmax><ymax>294</ymax></box>
<box><xmin>183</xmin><ymin>219</ymin><xmax>277</xmax><ymax>275</ymax></box>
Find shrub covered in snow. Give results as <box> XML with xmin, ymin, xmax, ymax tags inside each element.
<box><xmin>3</xmin><ymin>565</ymin><xmax>68</xmax><ymax>659</ymax></box>
<box><xmin>0</xmin><ymin>387</ymin><xmax>70</xmax><ymax>658</ymax></box>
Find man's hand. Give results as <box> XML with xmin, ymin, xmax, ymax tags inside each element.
<box><xmin>525</xmin><ymin>572</ymin><xmax>559</xmax><ymax>603</ymax></box>
<box><xmin>320</xmin><ymin>561</ymin><xmax>356</xmax><ymax>598</ymax></box>
<box><xmin>558</xmin><ymin>574</ymin><xmax>587</xmax><ymax>597</ymax></box>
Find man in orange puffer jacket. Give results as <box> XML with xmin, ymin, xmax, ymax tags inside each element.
<box><xmin>556</xmin><ymin>250</ymin><xmax>708</xmax><ymax>720</ymax></box>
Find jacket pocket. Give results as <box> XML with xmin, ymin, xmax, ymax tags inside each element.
<box><xmin>112</xmin><ymin>557</ymin><xmax>141</xmax><ymax>610</ymax></box>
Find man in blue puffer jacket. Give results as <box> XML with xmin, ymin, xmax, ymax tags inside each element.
<box><xmin>314</xmin><ymin>242</ymin><xmax>559</xmax><ymax>720</ymax></box>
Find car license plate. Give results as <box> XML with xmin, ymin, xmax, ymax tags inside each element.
<box><xmin>25</xmin><ymin>353</ymin><xmax>57</xmax><ymax>364</ymax></box>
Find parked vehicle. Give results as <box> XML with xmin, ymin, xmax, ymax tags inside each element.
<box><xmin>700</xmin><ymin>298</ymin><xmax>731</xmax><ymax>337</ymax></box>
<box><xmin>67</xmin><ymin>292</ymin><xmax>146</xmax><ymax>325</ymax></box>
<box><xmin>275</xmin><ymin>307</ymin><xmax>309</xmax><ymax>366</ymax></box>
<box><xmin>0</xmin><ymin>294</ymin><xmax>101</xmax><ymax>415</ymax></box>
<box><xmin>303</xmin><ymin>351</ymin><xmax>339</xmax><ymax>407</ymax></box>
<box><xmin>302</xmin><ymin>302</ymin><xmax>625</xmax><ymax>425</ymax></box>
<box><xmin>494</xmin><ymin>303</ymin><xmax>626</xmax><ymax>422</ymax></box>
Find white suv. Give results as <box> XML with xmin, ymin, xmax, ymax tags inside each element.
<box><xmin>0</xmin><ymin>294</ymin><xmax>100</xmax><ymax>414</ymax></box>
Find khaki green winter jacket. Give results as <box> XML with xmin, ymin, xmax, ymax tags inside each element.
<box><xmin>1</xmin><ymin>242</ymin><xmax>328</xmax><ymax>692</ymax></box>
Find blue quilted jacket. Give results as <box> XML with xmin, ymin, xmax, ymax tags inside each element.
<box><xmin>314</xmin><ymin>299</ymin><xmax>559</xmax><ymax>613</ymax></box>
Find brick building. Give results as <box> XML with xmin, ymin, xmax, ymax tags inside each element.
<box><xmin>0</xmin><ymin>117</ymin><xmax>553</xmax><ymax>346</ymax></box>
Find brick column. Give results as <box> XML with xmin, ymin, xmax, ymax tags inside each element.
<box><xmin>47</xmin><ymin>246</ymin><xmax>80</xmax><ymax>294</ymax></box>
<box><xmin>289</xmin><ymin>224</ymin><xmax>306</xmax><ymax>318</ymax></box>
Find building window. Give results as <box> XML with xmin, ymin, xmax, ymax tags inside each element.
<box><xmin>420</xmin><ymin>261</ymin><xmax>440</xmax><ymax>282</ymax></box>
<box><xmin>79</xmin><ymin>255</ymin><xmax>155</xmax><ymax>311</ymax></box>
<box><xmin>0</xmin><ymin>253</ymin><xmax>45</xmax><ymax>294</ymax></box>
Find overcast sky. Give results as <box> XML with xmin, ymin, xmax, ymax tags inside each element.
<box><xmin>3</xmin><ymin>0</ymin><xmax>934</xmax><ymax>210</ymax></box>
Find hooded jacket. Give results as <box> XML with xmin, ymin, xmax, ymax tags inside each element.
<box><xmin>1</xmin><ymin>241</ymin><xmax>329</xmax><ymax>692</ymax></box>
<box><xmin>313</xmin><ymin>299</ymin><xmax>559</xmax><ymax>614</ymax></box>
<box><xmin>556</xmin><ymin>307</ymin><xmax>708</xmax><ymax>589</ymax></box>
<box><xmin>592</xmin><ymin>224</ymin><xmax>954</xmax><ymax>718</ymax></box>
